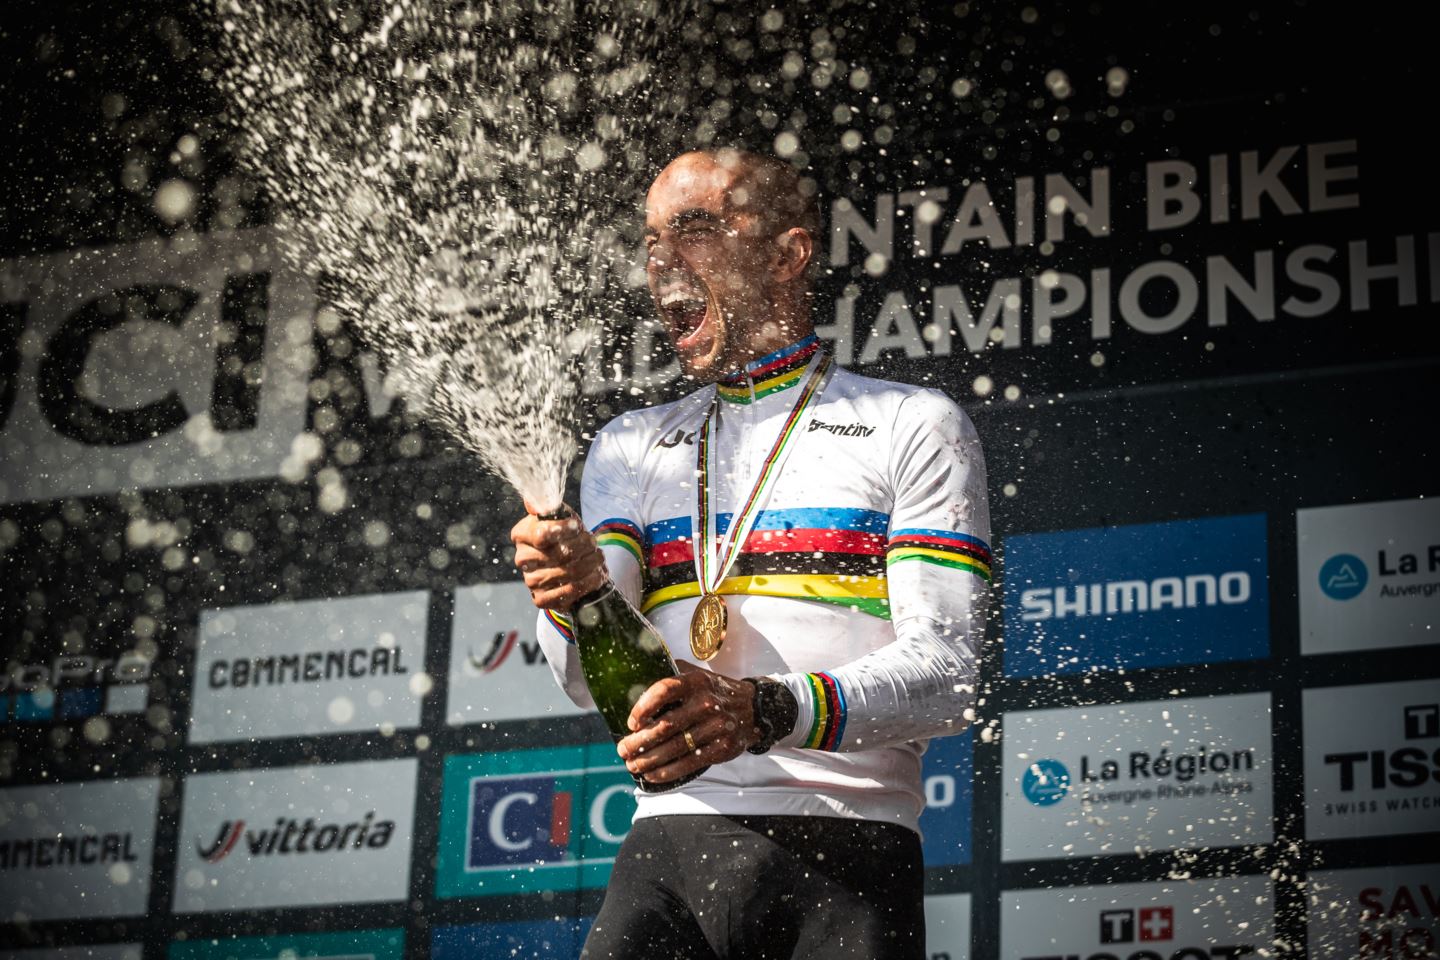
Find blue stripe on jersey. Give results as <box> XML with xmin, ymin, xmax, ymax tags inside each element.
<box><xmin>645</xmin><ymin>507</ymin><xmax>890</xmax><ymax>545</ymax></box>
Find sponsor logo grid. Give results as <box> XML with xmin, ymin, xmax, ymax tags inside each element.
<box><xmin>0</xmin><ymin>236</ymin><xmax>1432</xmax><ymax>955</ymax></box>
<box><xmin>2</xmin><ymin>502</ymin><xmax>1436</xmax><ymax>955</ymax></box>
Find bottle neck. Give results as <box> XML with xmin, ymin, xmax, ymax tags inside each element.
<box><xmin>572</xmin><ymin>579</ymin><xmax>616</xmax><ymax>611</ymax></box>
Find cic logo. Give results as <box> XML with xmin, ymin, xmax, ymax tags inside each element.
<box><xmin>467</xmin><ymin>774</ymin><xmax>631</xmax><ymax>869</ymax></box>
<box><xmin>1319</xmin><ymin>553</ymin><xmax>1368</xmax><ymax>601</ymax></box>
<box><xmin>440</xmin><ymin>746</ymin><xmax>637</xmax><ymax>898</ymax></box>
<box><xmin>1021</xmin><ymin>759</ymin><xmax>1071</xmax><ymax>806</ymax></box>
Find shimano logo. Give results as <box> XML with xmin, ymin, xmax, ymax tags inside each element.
<box><xmin>196</xmin><ymin>811</ymin><xmax>395</xmax><ymax>862</ymax></box>
<box><xmin>1020</xmin><ymin>572</ymin><xmax>1251</xmax><ymax>622</ymax></box>
<box><xmin>807</xmin><ymin>418</ymin><xmax>873</xmax><ymax>437</ymax></box>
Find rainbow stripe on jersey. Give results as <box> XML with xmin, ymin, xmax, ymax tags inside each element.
<box><xmin>640</xmin><ymin>507</ymin><xmax>891</xmax><ymax>618</ymax></box>
<box><xmin>592</xmin><ymin>517</ymin><xmax>644</xmax><ymax>567</ymax></box>
<box><xmin>801</xmin><ymin>671</ymin><xmax>847</xmax><ymax>751</ymax></box>
<box><xmin>886</xmin><ymin>528</ymin><xmax>992</xmax><ymax>581</ymax></box>
<box><xmin>544</xmin><ymin>609</ymin><xmax>574</xmax><ymax>643</ymax></box>
<box><xmin>715</xmin><ymin>335</ymin><xmax>821</xmax><ymax>404</ymax></box>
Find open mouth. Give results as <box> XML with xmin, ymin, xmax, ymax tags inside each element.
<box><xmin>657</xmin><ymin>283</ymin><xmax>712</xmax><ymax>350</ymax></box>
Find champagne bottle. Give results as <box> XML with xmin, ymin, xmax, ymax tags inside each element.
<box><xmin>571</xmin><ymin>581</ymin><xmax>709</xmax><ymax>792</ymax></box>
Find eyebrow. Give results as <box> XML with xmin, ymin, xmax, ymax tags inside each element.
<box><xmin>646</xmin><ymin>208</ymin><xmax>724</xmax><ymax>237</ymax></box>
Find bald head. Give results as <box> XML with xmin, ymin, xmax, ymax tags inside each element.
<box><xmin>665</xmin><ymin>149</ymin><xmax>821</xmax><ymax>275</ymax></box>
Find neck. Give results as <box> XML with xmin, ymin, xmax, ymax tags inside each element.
<box><xmin>737</xmin><ymin>324</ymin><xmax>815</xmax><ymax>369</ymax></box>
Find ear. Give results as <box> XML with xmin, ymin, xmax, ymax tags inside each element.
<box><xmin>771</xmin><ymin>227</ymin><xmax>813</xmax><ymax>283</ymax></box>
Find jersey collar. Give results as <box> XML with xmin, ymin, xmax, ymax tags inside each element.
<box><xmin>715</xmin><ymin>333</ymin><xmax>820</xmax><ymax>405</ymax></box>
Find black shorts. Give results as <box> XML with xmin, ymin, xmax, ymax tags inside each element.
<box><xmin>581</xmin><ymin>814</ymin><xmax>926</xmax><ymax>960</ymax></box>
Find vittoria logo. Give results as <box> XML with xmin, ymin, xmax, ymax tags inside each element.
<box><xmin>466</xmin><ymin>630</ymin><xmax>546</xmax><ymax>674</ymax></box>
<box><xmin>196</xmin><ymin>812</ymin><xmax>395</xmax><ymax>862</ymax></box>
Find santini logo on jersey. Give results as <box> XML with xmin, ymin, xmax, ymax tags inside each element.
<box><xmin>1020</xmin><ymin>572</ymin><xmax>1252</xmax><ymax>622</ymax></box>
<box><xmin>807</xmin><ymin>418</ymin><xmax>873</xmax><ymax>437</ymax></box>
<box><xmin>196</xmin><ymin>812</ymin><xmax>395</xmax><ymax>862</ymax></box>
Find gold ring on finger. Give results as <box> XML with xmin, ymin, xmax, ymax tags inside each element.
<box><xmin>684</xmin><ymin>730</ymin><xmax>698</xmax><ymax>753</ymax></box>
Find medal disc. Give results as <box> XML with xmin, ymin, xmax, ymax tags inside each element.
<box><xmin>689</xmin><ymin>593</ymin><xmax>727</xmax><ymax>661</ymax></box>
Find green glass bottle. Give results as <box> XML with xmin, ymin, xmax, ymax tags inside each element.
<box><xmin>571</xmin><ymin>581</ymin><xmax>709</xmax><ymax>792</ymax></box>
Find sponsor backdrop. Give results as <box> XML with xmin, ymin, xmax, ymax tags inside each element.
<box><xmin>0</xmin><ymin>6</ymin><xmax>1435</xmax><ymax>960</ymax></box>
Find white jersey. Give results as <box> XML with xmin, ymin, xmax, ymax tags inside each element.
<box><xmin>537</xmin><ymin>334</ymin><xmax>992</xmax><ymax>833</ymax></box>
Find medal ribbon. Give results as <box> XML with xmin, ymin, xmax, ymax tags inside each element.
<box><xmin>694</xmin><ymin>350</ymin><xmax>833</xmax><ymax>596</ymax></box>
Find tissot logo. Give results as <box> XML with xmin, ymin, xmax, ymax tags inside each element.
<box><xmin>1004</xmin><ymin>877</ymin><xmax>1273</xmax><ymax>960</ymax></box>
<box><xmin>196</xmin><ymin>812</ymin><xmax>395</xmax><ymax>863</ymax></box>
<box><xmin>1324</xmin><ymin>701</ymin><xmax>1440</xmax><ymax>793</ymax></box>
<box><xmin>1306</xmin><ymin>680</ymin><xmax>1440</xmax><ymax>840</ymax></box>
<box><xmin>1407</xmin><ymin>704</ymin><xmax>1439</xmax><ymax>741</ymax></box>
<box><xmin>1100</xmin><ymin>907</ymin><xmax>1175</xmax><ymax>943</ymax></box>
<box><xmin>467</xmin><ymin>630</ymin><xmax>546</xmax><ymax>674</ymax></box>
<box><xmin>807</xmin><ymin>418</ymin><xmax>874</xmax><ymax>437</ymax></box>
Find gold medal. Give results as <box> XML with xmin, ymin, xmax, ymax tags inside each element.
<box><xmin>689</xmin><ymin>592</ymin><xmax>727</xmax><ymax>661</ymax></box>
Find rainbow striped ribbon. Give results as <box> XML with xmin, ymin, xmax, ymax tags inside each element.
<box><xmin>694</xmin><ymin>351</ymin><xmax>834</xmax><ymax>598</ymax></box>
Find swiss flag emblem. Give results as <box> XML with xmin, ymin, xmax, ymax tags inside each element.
<box><xmin>1139</xmin><ymin>906</ymin><xmax>1174</xmax><ymax>941</ymax></box>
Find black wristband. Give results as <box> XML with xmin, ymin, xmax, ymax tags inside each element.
<box><xmin>745</xmin><ymin>676</ymin><xmax>799</xmax><ymax>755</ymax></box>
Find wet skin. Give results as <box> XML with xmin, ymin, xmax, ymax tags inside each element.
<box><xmin>512</xmin><ymin>150</ymin><xmax>818</xmax><ymax>784</ymax></box>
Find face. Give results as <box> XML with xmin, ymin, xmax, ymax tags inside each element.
<box><xmin>644</xmin><ymin>153</ymin><xmax>777</xmax><ymax>380</ymax></box>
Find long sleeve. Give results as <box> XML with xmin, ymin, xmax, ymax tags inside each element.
<box><xmin>534</xmin><ymin>417</ymin><xmax>648</xmax><ymax>710</ymax></box>
<box><xmin>773</xmin><ymin>388</ymin><xmax>992</xmax><ymax>752</ymax></box>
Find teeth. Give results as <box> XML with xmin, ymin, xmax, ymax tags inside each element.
<box><xmin>660</xmin><ymin>290</ymin><xmax>705</xmax><ymax>308</ymax></box>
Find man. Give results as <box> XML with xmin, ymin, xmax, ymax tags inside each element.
<box><xmin>510</xmin><ymin>148</ymin><xmax>991</xmax><ymax>959</ymax></box>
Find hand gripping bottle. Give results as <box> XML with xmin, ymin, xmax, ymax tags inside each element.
<box><xmin>542</xmin><ymin>508</ymin><xmax>708</xmax><ymax>792</ymax></box>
